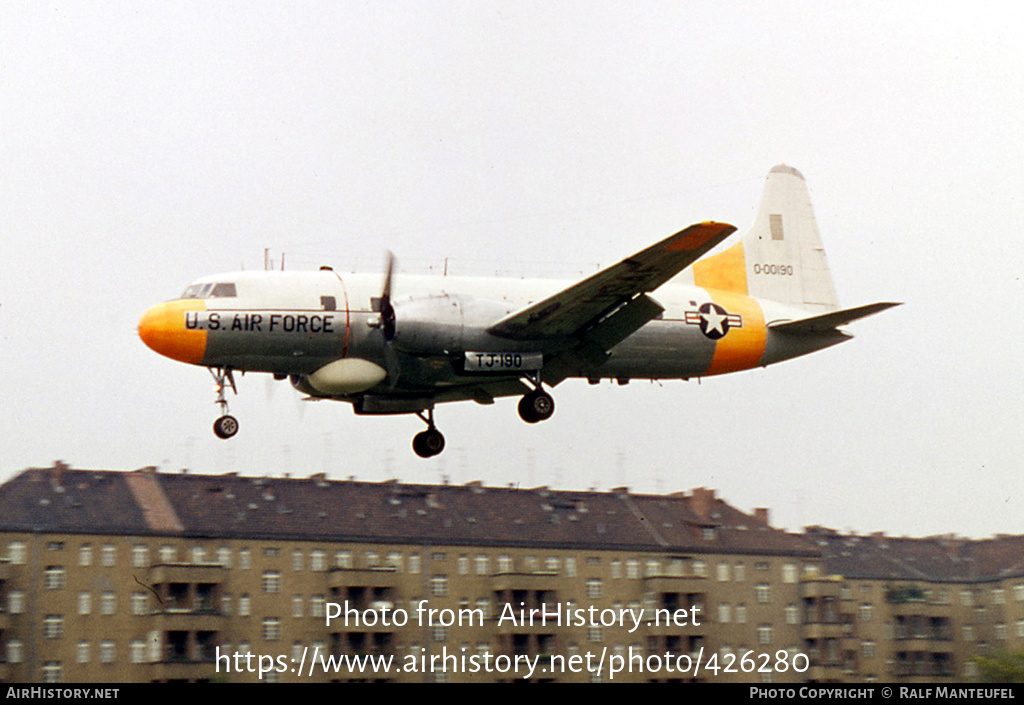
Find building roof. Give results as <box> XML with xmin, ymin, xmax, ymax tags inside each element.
<box><xmin>0</xmin><ymin>463</ymin><xmax>815</xmax><ymax>556</ymax></box>
<box><xmin>806</xmin><ymin>527</ymin><xmax>1024</xmax><ymax>583</ymax></box>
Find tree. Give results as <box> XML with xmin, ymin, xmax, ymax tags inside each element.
<box><xmin>974</xmin><ymin>649</ymin><xmax>1024</xmax><ymax>683</ymax></box>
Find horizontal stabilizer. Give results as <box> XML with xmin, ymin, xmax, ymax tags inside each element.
<box><xmin>769</xmin><ymin>302</ymin><xmax>901</xmax><ymax>333</ymax></box>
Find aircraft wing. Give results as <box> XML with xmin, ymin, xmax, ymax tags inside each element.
<box><xmin>487</xmin><ymin>221</ymin><xmax>736</xmax><ymax>340</ymax></box>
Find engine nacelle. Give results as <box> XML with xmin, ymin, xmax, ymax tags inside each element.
<box><xmin>391</xmin><ymin>294</ymin><xmax>513</xmax><ymax>354</ymax></box>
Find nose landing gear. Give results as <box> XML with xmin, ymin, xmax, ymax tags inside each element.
<box><xmin>210</xmin><ymin>367</ymin><xmax>239</xmax><ymax>439</ymax></box>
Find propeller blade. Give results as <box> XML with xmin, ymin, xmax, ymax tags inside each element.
<box><xmin>381</xmin><ymin>251</ymin><xmax>397</xmax><ymax>341</ymax></box>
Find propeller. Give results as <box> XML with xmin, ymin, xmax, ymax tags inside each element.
<box><xmin>380</xmin><ymin>251</ymin><xmax>396</xmax><ymax>341</ymax></box>
<box><xmin>378</xmin><ymin>251</ymin><xmax>400</xmax><ymax>388</ymax></box>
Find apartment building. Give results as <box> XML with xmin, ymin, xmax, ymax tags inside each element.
<box><xmin>0</xmin><ymin>463</ymin><xmax>1021</xmax><ymax>683</ymax></box>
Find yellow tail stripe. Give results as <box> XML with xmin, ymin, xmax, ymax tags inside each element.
<box><xmin>705</xmin><ymin>289</ymin><xmax>766</xmax><ymax>376</ymax></box>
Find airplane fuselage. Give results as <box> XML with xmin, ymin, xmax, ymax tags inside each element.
<box><xmin>140</xmin><ymin>269</ymin><xmax>848</xmax><ymax>400</ymax></box>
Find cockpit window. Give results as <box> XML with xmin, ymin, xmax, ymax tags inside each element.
<box><xmin>180</xmin><ymin>282</ymin><xmax>236</xmax><ymax>299</ymax></box>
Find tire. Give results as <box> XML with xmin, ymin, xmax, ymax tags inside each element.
<box><xmin>213</xmin><ymin>415</ymin><xmax>239</xmax><ymax>439</ymax></box>
<box><xmin>518</xmin><ymin>390</ymin><xmax>555</xmax><ymax>423</ymax></box>
<box><xmin>413</xmin><ymin>429</ymin><xmax>445</xmax><ymax>457</ymax></box>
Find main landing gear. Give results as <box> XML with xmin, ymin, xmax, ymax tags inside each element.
<box><xmin>517</xmin><ymin>373</ymin><xmax>555</xmax><ymax>424</ymax></box>
<box><xmin>210</xmin><ymin>367</ymin><xmax>239</xmax><ymax>439</ymax></box>
<box><xmin>412</xmin><ymin>408</ymin><xmax>445</xmax><ymax>458</ymax></box>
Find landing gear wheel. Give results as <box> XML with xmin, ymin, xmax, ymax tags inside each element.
<box><xmin>213</xmin><ymin>415</ymin><xmax>239</xmax><ymax>439</ymax></box>
<box><xmin>518</xmin><ymin>390</ymin><xmax>555</xmax><ymax>424</ymax></box>
<box><xmin>412</xmin><ymin>429</ymin><xmax>445</xmax><ymax>458</ymax></box>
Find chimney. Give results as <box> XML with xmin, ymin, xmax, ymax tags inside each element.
<box><xmin>690</xmin><ymin>487</ymin><xmax>716</xmax><ymax>519</ymax></box>
<box><xmin>754</xmin><ymin>507</ymin><xmax>770</xmax><ymax>526</ymax></box>
<box><xmin>51</xmin><ymin>460</ymin><xmax>69</xmax><ymax>488</ymax></box>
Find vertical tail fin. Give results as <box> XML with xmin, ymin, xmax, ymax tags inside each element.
<box><xmin>693</xmin><ymin>165</ymin><xmax>839</xmax><ymax>312</ymax></box>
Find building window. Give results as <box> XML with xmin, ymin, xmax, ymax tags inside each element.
<box><xmin>239</xmin><ymin>595</ymin><xmax>251</xmax><ymax>617</ymax></box>
<box><xmin>263</xmin><ymin>618</ymin><xmax>281</xmax><ymax>641</ymax></box>
<box><xmin>292</xmin><ymin>595</ymin><xmax>303</xmax><ymax>618</ymax></box>
<box><xmin>862</xmin><ymin>641</ymin><xmax>875</xmax><ymax>658</ymax></box>
<box><xmin>547</xmin><ymin>557</ymin><xmax>561</xmax><ymax>573</ymax></box>
<box><xmin>239</xmin><ymin>547</ymin><xmax>251</xmax><ymax>569</ymax></box>
<box><xmin>756</xmin><ymin>584</ymin><xmax>771</xmax><ymax>603</ymax></box>
<box><xmin>586</xmin><ymin>579</ymin><xmax>603</xmax><ymax>599</ymax></box>
<box><xmin>995</xmin><ymin>623</ymin><xmax>1007</xmax><ymax>640</ymax></box>
<box><xmin>718</xmin><ymin>603</ymin><xmax>731</xmax><ymax>623</ymax></box>
<box><xmin>130</xmin><ymin>544</ymin><xmax>148</xmax><ymax>568</ymax></box>
<box><xmin>130</xmin><ymin>640</ymin><xmax>146</xmax><ymax>664</ymax></box>
<box><xmin>191</xmin><ymin>546</ymin><xmax>206</xmax><ymax>564</ymax></box>
<box><xmin>311</xmin><ymin>550</ymin><xmax>326</xmax><ymax>572</ymax></box>
<box><xmin>475</xmin><ymin>555</ymin><xmax>489</xmax><ymax>576</ymax></box>
<box><xmin>335</xmin><ymin>550</ymin><xmax>352</xmax><ymax>569</ymax></box>
<box><xmin>9</xmin><ymin>590</ymin><xmax>25</xmax><ymax>614</ymax></box>
<box><xmin>782</xmin><ymin>564</ymin><xmax>797</xmax><ymax>583</ymax></box>
<box><xmin>8</xmin><ymin>540</ymin><xmax>27</xmax><ymax>565</ymax></box>
<box><xmin>76</xmin><ymin>640</ymin><xmax>90</xmax><ymax>663</ymax></box>
<box><xmin>132</xmin><ymin>592</ymin><xmax>148</xmax><ymax>616</ymax></box>
<box><xmin>101</xmin><ymin>544</ymin><xmax>115</xmax><ymax>567</ymax></box>
<box><xmin>566</xmin><ymin>557</ymin><xmax>577</xmax><ymax>577</ymax></box>
<box><xmin>311</xmin><ymin>595</ymin><xmax>326</xmax><ymax>618</ymax></box>
<box><xmin>476</xmin><ymin>598</ymin><xmax>490</xmax><ymax>620</ymax></box>
<box><xmin>78</xmin><ymin>591</ymin><xmax>91</xmax><ymax>615</ymax></box>
<box><xmin>735</xmin><ymin>604</ymin><xmax>747</xmax><ymax>624</ymax></box>
<box><xmin>626</xmin><ymin>560</ymin><xmax>640</xmax><ymax>579</ymax></box>
<box><xmin>42</xmin><ymin>662</ymin><xmax>62</xmax><ymax>683</ymax></box>
<box><xmin>100</xmin><ymin>592</ymin><xmax>116</xmax><ymax>615</ymax></box>
<box><xmin>292</xmin><ymin>549</ymin><xmax>303</xmax><ymax>571</ymax></box>
<box><xmin>1015</xmin><ymin>619</ymin><xmax>1024</xmax><ymax>638</ymax></box>
<box><xmin>409</xmin><ymin>553</ymin><xmax>422</xmax><ymax>574</ymax></box>
<box><xmin>992</xmin><ymin>588</ymin><xmax>1005</xmax><ymax>605</ymax></box>
<box><xmin>100</xmin><ymin>640</ymin><xmax>115</xmax><ymax>663</ymax></box>
<box><xmin>387</xmin><ymin>552</ymin><xmax>403</xmax><ymax>572</ymax></box>
<box><xmin>734</xmin><ymin>563</ymin><xmax>746</xmax><ymax>582</ymax></box>
<box><xmin>7</xmin><ymin>640</ymin><xmax>24</xmax><ymax>664</ymax></box>
<box><xmin>703</xmin><ymin>527</ymin><xmax>716</xmax><ymax>540</ymax></box>
<box><xmin>588</xmin><ymin>627</ymin><xmax>604</xmax><ymax>643</ymax></box>
<box><xmin>79</xmin><ymin>544</ymin><xmax>92</xmax><ymax>567</ymax></box>
<box><xmin>264</xmin><ymin>547</ymin><xmax>280</xmax><ymax>557</ymax></box>
<box><xmin>859</xmin><ymin>604</ymin><xmax>872</xmax><ymax>622</ymax></box>
<box><xmin>432</xmin><ymin>626</ymin><xmax>447</xmax><ymax>642</ymax></box>
<box><xmin>263</xmin><ymin>570</ymin><xmax>282</xmax><ymax>593</ymax></box>
<box><xmin>364</xmin><ymin>551</ymin><xmax>379</xmax><ymax>567</ymax></box>
<box><xmin>785</xmin><ymin>604</ymin><xmax>798</xmax><ymax>625</ymax></box>
<box><xmin>44</xmin><ymin>566</ymin><xmax>66</xmax><ymax>589</ymax></box>
<box><xmin>431</xmin><ymin>576</ymin><xmax>448</xmax><ymax>598</ymax></box>
<box><xmin>44</xmin><ymin>615</ymin><xmax>64</xmax><ymax>639</ymax></box>
<box><xmin>458</xmin><ymin>555</ymin><xmax>469</xmax><ymax>574</ymax></box>
<box><xmin>757</xmin><ymin>625</ymin><xmax>773</xmax><ymax>645</ymax></box>
<box><xmin>717</xmin><ymin>562</ymin><xmax>730</xmax><ymax>582</ymax></box>
<box><xmin>1013</xmin><ymin>584</ymin><xmax>1024</xmax><ymax>602</ymax></box>
<box><xmin>159</xmin><ymin>545</ymin><xmax>176</xmax><ymax>563</ymax></box>
<box><xmin>497</xmin><ymin>555</ymin><xmax>512</xmax><ymax>573</ymax></box>
<box><xmin>216</xmin><ymin>547</ymin><xmax>231</xmax><ymax>568</ymax></box>
<box><xmin>611</xmin><ymin>559</ymin><xmax>622</xmax><ymax>579</ymax></box>
<box><xmin>960</xmin><ymin>590</ymin><xmax>974</xmax><ymax>607</ymax></box>
<box><xmin>693</xmin><ymin>560</ymin><xmax>708</xmax><ymax>577</ymax></box>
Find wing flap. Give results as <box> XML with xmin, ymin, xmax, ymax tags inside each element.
<box><xmin>488</xmin><ymin>221</ymin><xmax>736</xmax><ymax>340</ymax></box>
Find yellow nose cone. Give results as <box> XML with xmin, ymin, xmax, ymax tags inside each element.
<box><xmin>138</xmin><ymin>300</ymin><xmax>208</xmax><ymax>364</ymax></box>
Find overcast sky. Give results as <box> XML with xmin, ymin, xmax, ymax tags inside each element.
<box><xmin>2</xmin><ymin>2</ymin><xmax>1021</xmax><ymax>539</ymax></box>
